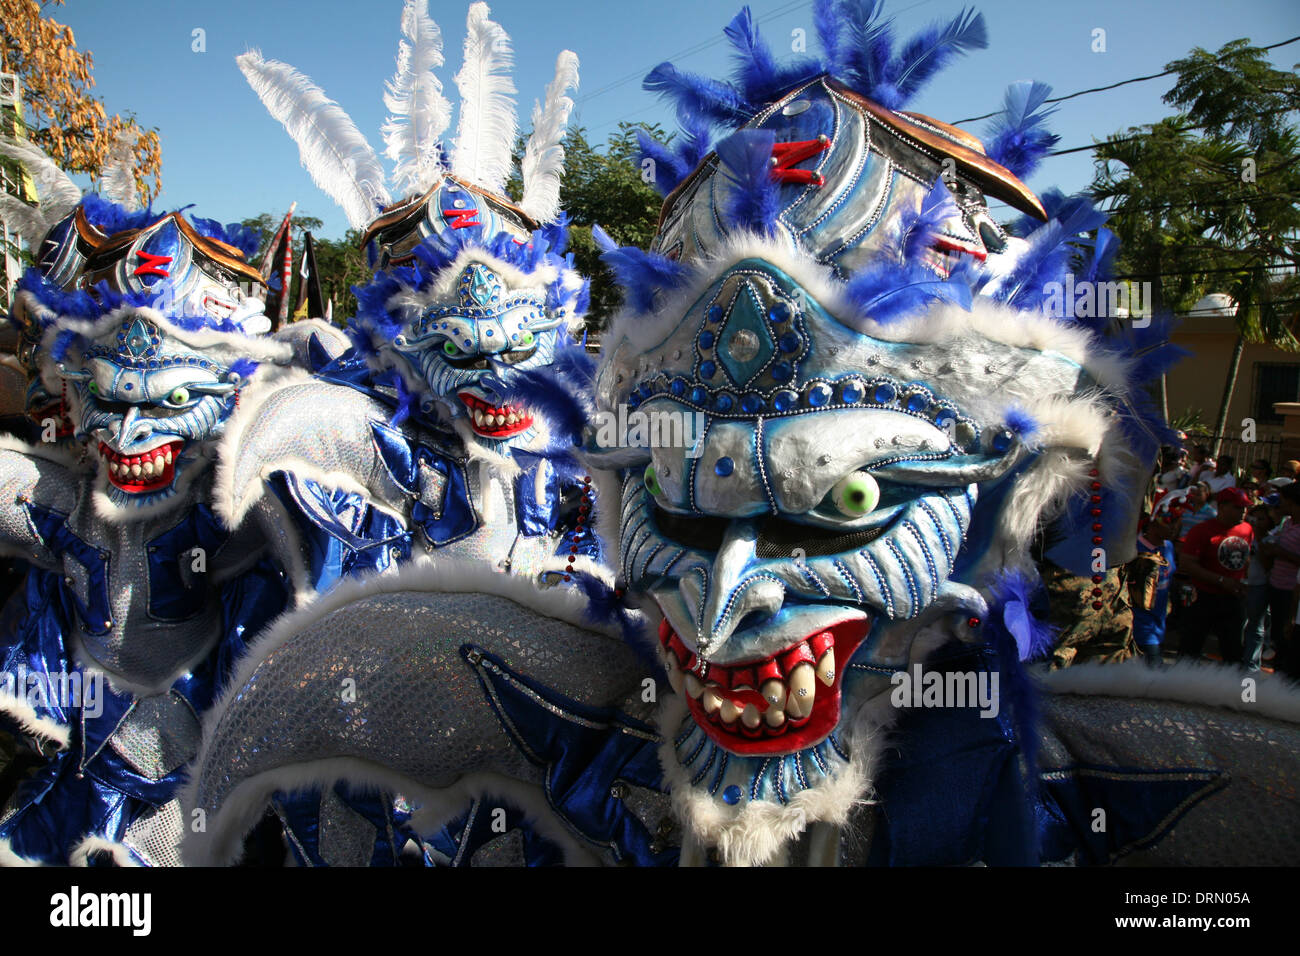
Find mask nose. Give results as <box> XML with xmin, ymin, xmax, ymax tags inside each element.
<box><xmin>111</xmin><ymin>405</ymin><xmax>154</xmax><ymax>448</ymax></box>
<box><xmin>679</xmin><ymin>519</ymin><xmax>786</xmax><ymax>659</ymax></box>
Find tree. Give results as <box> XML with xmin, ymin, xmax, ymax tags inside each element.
<box><xmin>1091</xmin><ymin>38</ymin><xmax>1300</xmax><ymax>445</ymax></box>
<box><xmin>240</xmin><ymin>212</ymin><xmax>326</xmax><ymax>261</ymax></box>
<box><xmin>508</xmin><ymin>122</ymin><xmax>668</xmax><ymax>334</ymax></box>
<box><xmin>311</xmin><ymin>230</ymin><xmax>371</xmax><ymax>323</ymax></box>
<box><xmin>1</xmin><ymin>0</ymin><xmax>162</xmax><ymax>203</ymax></box>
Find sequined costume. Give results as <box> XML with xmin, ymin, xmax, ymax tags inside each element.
<box><xmin>182</xmin><ymin>2</ymin><xmax>1300</xmax><ymax>867</ymax></box>
<box><xmin>0</xmin><ymin>192</ymin><xmax>317</xmax><ymax>866</ymax></box>
<box><xmin>577</xmin><ymin>4</ymin><xmax>1299</xmax><ymax>865</ymax></box>
<box><xmin>184</xmin><ymin>1</ymin><xmax>666</xmax><ymax>866</ymax></box>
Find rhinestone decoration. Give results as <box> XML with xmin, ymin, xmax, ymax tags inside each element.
<box><xmin>714</xmin><ymin>457</ymin><xmax>735</xmax><ymax>477</ymax></box>
<box><xmin>726</xmin><ymin>329</ymin><xmax>761</xmax><ymax>363</ymax></box>
<box><xmin>722</xmin><ymin>784</ymin><xmax>743</xmax><ymax>805</ymax></box>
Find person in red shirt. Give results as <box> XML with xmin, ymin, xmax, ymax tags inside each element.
<box><xmin>1179</xmin><ymin>487</ymin><xmax>1254</xmax><ymax>664</ymax></box>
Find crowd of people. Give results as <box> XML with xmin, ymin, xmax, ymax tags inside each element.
<box><xmin>1121</xmin><ymin>446</ymin><xmax>1300</xmax><ymax>675</ymax></box>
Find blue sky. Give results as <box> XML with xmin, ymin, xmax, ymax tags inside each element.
<box><xmin>43</xmin><ymin>0</ymin><xmax>1300</xmax><ymax>240</ymax></box>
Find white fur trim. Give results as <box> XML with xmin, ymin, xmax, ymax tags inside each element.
<box><xmin>0</xmin><ymin>692</ymin><xmax>72</xmax><ymax>750</ymax></box>
<box><xmin>0</xmin><ymin>836</ymin><xmax>44</xmax><ymax>866</ymax></box>
<box><xmin>54</xmin><ymin>305</ymin><xmax>295</xmax><ymax>368</ymax></box>
<box><xmin>69</xmin><ymin>835</ymin><xmax>143</xmax><ymax>868</ymax></box>
<box><xmin>1040</xmin><ymin>659</ymin><xmax>1300</xmax><ymax>724</ymax></box>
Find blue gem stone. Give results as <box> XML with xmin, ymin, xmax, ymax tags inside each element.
<box><xmin>842</xmin><ymin>381</ymin><xmax>864</xmax><ymax>403</ymax></box>
<box><xmin>722</xmin><ymin>785</ymin><xmax>742</xmax><ymax>805</ymax></box>
<box><xmin>778</xmin><ymin>332</ymin><xmax>801</xmax><ymax>353</ymax></box>
<box><xmin>463</xmin><ymin>340</ymin><xmax>472</xmax><ymax>348</ymax></box>
<box><xmin>690</xmin><ymin>386</ymin><xmax>708</xmax><ymax>404</ymax></box>
<box><xmin>714</xmin><ymin>393</ymin><xmax>734</xmax><ymax>412</ymax></box>
<box><xmin>700</xmin><ymin>360</ymin><xmax>717</xmax><ymax>379</ymax></box>
<box><xmin>670</xmin><ymin>378</ymin><xmax>687</xmax><ymax>397</ymax></box>
<box><xmin>707</xmin><ymin>305</ymin><xmax>723</xmax><ymax>323</ymax></box>
<box><xmin>741</xmin><ymin>393</ymin><xmax>763</xmax><ymax>414</ymax></box>
<box><xmin>873</xmin><ymin>383</ymin><xmax>896</xmax><ymax>404</ymax></box>
<box><xmin>715</xmin><ymin>457</ymin><xmax>734</xmax><ymax>477</ymax></box>
<box><xmin>935</xmin><ymin>411</ymin><xmax>957</xmax><ymax>430</ymax></box>
<box><xmin>699</xmin><ymin>331</ymin><xmax>715</xmax><ymax>350</ymax></box>
<box><xmin>485</xmin><ymin>330</ymin><xmax>493</xmax><ymax>337</ymax></box>
<box><xmin>124</xmin><ymin>383</ymin><xmax>133</xmax><ymax>391</ymax></box>
<box><xmin>771</xmin><ymin>362</ymin><xmax>792</xmax><ymax>383</ymax></box>
<box><xmin>628</xmin><ymin>394</ymin><xmax>641</xmax><ymax>409</ymax></box>
<box><xmin>807</xmin><ymin>383</ymin><xmax>831</xmax><ymax>407</ymax></box>
<box><xmin>773</xmin><ymin>389</ymin><xmax>798</xmax><ymax>412</ymax></box>
<box><xmin>906</xmin><ymin>392</ymin><xmax>930</xmax><ymax>413</ymax></box>
<box><xmin>992</xmin><ymin>430</ymin><xmax>1014</xmax><ymax>453</ymax></box>
<box><xmin>768</xmin><ymin>302</ymin><xmax>791</xmax><ymax>323</ymax></box>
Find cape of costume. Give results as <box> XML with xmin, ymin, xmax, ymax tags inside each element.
<box><xmin>151</xmin><ymin>1</ymin><xmax>1300</xmax><ymax>866</ymax></box>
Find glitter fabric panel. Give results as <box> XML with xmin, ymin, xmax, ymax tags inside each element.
<box><xmin>107</xmin><ymin>691</ymin><xmax>202</xmax><ymax>782</ymax></box>
<box><xmin>471</xmin><ymin>828</ymin><xmax>527</xmax><ymax>866</ymax></box>
<box><xmin>121</xmin><ymin>798</ymin><xmax>185</xmax><ymax>867</ymax></box>
<box><xmin>0</xmin><ymin>446</ymin><xmax>77</xmax><ymax>566</ymax></box>
<box><xmin>1040</xmin><ymin>692</ymin><xmax>1300</xmax><ymax>865</ymax></box>
<box><xmin>194</xmin><ymin>591</ymin><xmax>647</xmax><ymax>819</ymax></box>
<box><xmin>318</xmin><ymin>788</ymin><xmax>379</xmax><ymax>867</ymax></box>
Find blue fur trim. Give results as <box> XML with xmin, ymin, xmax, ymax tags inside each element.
<box><xmin>228</xmin><ymin>358</ymin><xmax>260</xmax><ymax>381</ymax></box>
<box><xmin>715</xmin><ymin>130</ymin><xmax>781</xmax><ymax>236</ymax></box>
<box><xmin>1003</xmin><ymin>406</ymin><xmax>1039</xmax><ymax>439</ymax></box>
<box><xmin>983</xmin><ymin>81</ymin><xmax>1059</xmax><ymax>180</ymax></box>
<box><xmin>499</xmin><ymin>342</ymin><xmax>596</xmax><ymax>447</ymax></box>
<box><xmin>191</xmin><ymin>216</ymin><xmax>262</xmax><ymax>260</ymax></box>
<box><xmin>80</xmin><ymin>194</ymin><xmax>158</xmax><ymax>236</ymax></box>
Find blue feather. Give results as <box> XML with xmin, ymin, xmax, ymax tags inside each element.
<box><xmin>228</xmin><ymin>357</ymin><xmax>260</xmax><ymax>381</ymax></box>
<box><xmin>813</xmin><ymin>0</ymin><xmax>847</xmax><ymax>74</ymax></box>
<box><xmin>499</xmin><ymin>343</ymin><xmax>597</xmax><ymax>448</ymax></box>
<box><xmin>886</xmin><ymin>8</ymin><xmax>988</xmax><ymax>102</ymax></box>
<box><xmin>844</xmin><ymin>259</ymin><xmax>972</xmax><ymax>325</ymax></box>
<box><xmin>635</xmin><ymin>130</ymin><xmax>691</xmax><ymax>197</ymax></box>
<box><xmin>724</xmin><ymin>6</ymin><xmax>821</xmax><ymax>103</ymax></box>
<box><xmin>643</xmin><ymin>62</ymin><xmax>753</xmax><ymax>128</ymax></box>
<box><xmin>1004</xmin><ymin>406</ymin><xmax>1039</xmax><ymax>439</ymax></box>
<box><xmin>983</xmin><ymin>81</ymin><xmax>1060</xmax><ymax>180</ymax></box>
<box><xmin>598</xmin><ymin>244</ymin><xmax>692</xmax><ymax>314</ymax></box>
<box><xmin>567</xmin><ymin>569</ymin><xmax>646</xmax><ymax>647</ymax></box>
<box><xmin>901</xmin><ymin>179</ymin><xmax>959</xmax><ymax>265</ymax></box>
<box><xmin>191</xmin><ymin>216</ymin><xmax>262</xmax><ymax>260</ymax></box>
<box><xmin>985</xmin><ymin>569</ymin><xmax>1055</xmax><ymax>768</ymax></box>
<box><xmin>714</xmin><ymin>129</ymin><xmax>781</xmax><ymax>235</ymax></box>
<box><xmin>840</xmin><ymin>0</ymin><xmax>896</xmax><ymax>104</ymax></box>
<box><xmin>79</xmin><ymin>193</ymin><xmax>158</xmax><ymax>236</ymax></box>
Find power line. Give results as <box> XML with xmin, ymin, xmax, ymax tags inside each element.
<box><xmin>952</xmin><ymin>33</ymin><xmax>1300</xmax><ymax>126</ymax></box>
<box><xmin>987</xmin><ymin>188</ymin><xmax>1300</xmax><ymax>214</ymax></box>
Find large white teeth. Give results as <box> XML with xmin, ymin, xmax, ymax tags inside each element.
<box><xmin>164</xmin><ymin>448</ymin><xmax>173</xmax><ymax>464</ymax></box>
<box><xmin>494</xmin><ymin>413</ymin><xmax>505</xmax><ymax>426</ymax></box>
<box><xmin>816</xmin><ymin>648</ymin><xmax>836</xmax><ymax>687</ymax></box>
<box><xmin>719</xmin><ymin>696</ymin><xmax>741</xmax><ymax>724</ymax></box>
<box><xmin>684</xmin><ymin>673</ymin><xmax>705</xmax><ymax>700</ymax></box>
<box><xmin>130</xmin><ymin>463</ymin><xmax>142</xmax><ymax>478</ymax></box>
<box><xmin>142</xmin><ymin>461</ymin><xmax>154</xmax><ymax>477</ymax></box>
<box><xmin>473</xmin><ymin>410</ymin><xmax>486</xmax><ymax>426</ymax></box>
<box><xmin>506</xmin><ymin>413</ymin><xmax>517</xmax><ymax>425</ymax></box>
<box><xmin>701</xmin><ymin>686</ymin><xmax>723</xmax><ymax>715</ymax></box>
<box><xmin>741</xmin><ymin>702</ymin><xmax>761</xmax><ymax>729</ymax></box>
<box><xmin>786</xmin><ymin>663</ymin><xmax>816</xmax><ymax>719</ymax></box>
<box><xmin>761</xmin><ymin>679</ymin><xmax>786</xmax><ymax>728</ymax></box>
<box><xmin>154</xmin><ymin>454</ymin><xmax>166</xmax><ymax>472</ymax></box>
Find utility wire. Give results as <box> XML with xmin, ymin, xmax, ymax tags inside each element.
<box><xmin>952</xmin><ymin>33</ymin><xmax>1300</xmax><ymax>125</ymax></box>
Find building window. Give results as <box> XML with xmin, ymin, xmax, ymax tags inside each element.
<box><xmin>1253</xmin><ymin>363</ymin><xmax>1300</xmax><ymax>424</ymax></box>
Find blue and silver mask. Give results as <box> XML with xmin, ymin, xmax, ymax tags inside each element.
<box><xmin>351</xmin><ymin>176</ymin><xmax>588</xmax><ymax>458</ymax></box>
<box><xmin>32</xmin><ymin>209</ymin><xmax>285</xmax><ymax>514</ymax></box>
<box><xmin>589</xmin><ymin>4</ymin><xmax>1177</xmax><ymax>863</ymax></box>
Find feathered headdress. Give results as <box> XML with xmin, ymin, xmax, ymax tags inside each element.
<box><xmin>238</xmin><ymin>0</ymin><xmax>579</xmax><ymax>232</ymax></box>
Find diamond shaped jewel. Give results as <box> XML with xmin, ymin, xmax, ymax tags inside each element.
<box><xmin>123</xmin><ymin>318</ymin><xmax>154</xmax><ymax>358</ymax></box>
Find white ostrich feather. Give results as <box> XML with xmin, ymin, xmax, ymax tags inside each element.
<box><xmin>0</xmin><ymin>192</ymin><xmax>48</xmax><ymax>242</ymax></box>
<box><xmin>237</xmin><ymin>49</ymin><xmax>392</xmax><ymax>230</ymax></box>
<box><xmin>0</xmin><ymin>136</ymin><xmax>82</xmax><ymax>235</ymax></box>
<box><xmin>520</xmin><ymin>50</ymin><xmax>579</xmax><ymax>224</ymax></box>
<box><xmin>101</xmin><ymin>128</ymin><xmax>141</xmax><ymax>211</ymax></box>
<box><xmin>382</xmin><ymin>0</ymin><xmax>453</xmax><ymax>198</ymax></box>
<box><xmin>450</xmin><ymin>2</ymin><xmax>517</xmax><ymax>196</ymax></box>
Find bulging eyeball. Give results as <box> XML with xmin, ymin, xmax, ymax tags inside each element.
<box><xmin>167</xmin><ymin>387</ymin><xmax>190</xmax><ymax>406</ymax></box>
<box><xmin>644</xmin><ymin>464</ymin><xmax>663</xmax><ymax>497</ymax></box>
<box><xmin>831</xmin><ymin>471</ymin><xmax>880</xmax><ymax>517</ymax></box>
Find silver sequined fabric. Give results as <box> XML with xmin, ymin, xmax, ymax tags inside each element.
<box><xmin>0</xmin><ymin>445</ymin><xmax>78</xmax><ymax>566</ymax></box>
<box><xmin>192</xmin><ymin>591</ymin><xmax>646</xmax><ymax>824</ymax></box>
<box><xmin>1040</xmin><ymin>692</ymin><xmax>1300</xmax><ymax>864</ymax></box>
<box><xmin>318</xmin><ymin>788</ymin><xmax>379</xmax><ymax>867</ymax></box>
<box><xmin>108</xmin><ymin>691</ymin><xmax>202</xmax><ymax>782</ymax></box>
<box><xmin>471</xmin><ymin>829</ymin><xmax>527</xmax><ymax>867</ymax></box>
<box><xmin>121</xmin><ymin>799</ymin><xmax>184</xmax><ymax>867</ymax></box>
